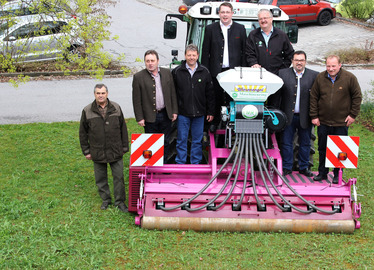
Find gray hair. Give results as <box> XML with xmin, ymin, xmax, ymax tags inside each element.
<box><xmin>94</xmin><ymin>83</ymin><xmax>108</xmax><ymax>93</ymax></box>
<box><xmin>258</xmin><ymin>9</ymin><xmax>273</xmax><ymax>18</ymax></box>
<box><xmin>185</xmin><ymin>44</ymin><xmax>199</xmax><ymax>54</ymax></box>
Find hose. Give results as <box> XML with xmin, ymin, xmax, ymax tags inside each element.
<box><xmin>185</xmin><ymin>133</ymin><xmax>244</xmax><ymax>212</ymax></box>
<box><xmin>160</xmin><ymin>135</ymin><xmax>240</xmax><ymax>211</ymax></box>
<box><xmin>259</xmin><ymin>136</ymin><xmax>339</xmax><ymax>214</ymax></box>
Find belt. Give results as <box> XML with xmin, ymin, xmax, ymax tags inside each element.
<box><xmin>156</xmin><ymin>108</ymin><xmax>166</xmax><ymax>113</ymax></box>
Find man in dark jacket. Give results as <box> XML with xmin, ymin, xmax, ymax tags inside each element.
<box><xmin>310</xmin><ymin>55</ymin><xmax>362</xmax><ymax>183</ymax></box>
<box><xmin>79</xmin><ymin>83</ymin><xmax>129</xmax><ymax>212</ymax></box>
<box><xmin>275</xmin><ymin>51</ymin><xmax>318</xmax><ymax>177</ymax></box>
<box><xmin>201</xmin><ymin>2</ymin><xmax>247</xmax><ymax>130</ymax></box>
<box><xmin>132</xmin><ymin>50</ymin><xmax>178</xmax><ymax>162</ymax></box>
<box><xmin>172</xmin><ymin>44</ymin><xmax>215</xmax><ymax>164</ymax></box>
<box><xmin>246</xmin><ymin>9</ymin><xmax>294</xmax><ymax>107</ymax></box>
<box><xmin>246</xmin><ymin>8</ymin><xmax>294</xmax><ymax>75</ymax></box>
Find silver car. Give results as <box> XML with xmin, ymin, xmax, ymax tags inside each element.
<box><xmin>0</xmin><ymin>15</ymin><xmax>82</xmax><ymax>62</ymax></box>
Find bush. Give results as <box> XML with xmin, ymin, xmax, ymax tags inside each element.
<box><xmin>340</xmin><ymin>0</ymin><xmax>374</xmax><ymax>19</ymax></box>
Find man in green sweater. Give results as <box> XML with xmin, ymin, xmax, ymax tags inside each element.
<box><xmin>310</xmin><ymin>55</ymin><xmax>362</xmax><ymax>184</ymax></box>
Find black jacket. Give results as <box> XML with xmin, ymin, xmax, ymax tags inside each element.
<box><xmin>275</xmin><ymin>67</ymin><xmax>319</xmax><ymax>129</ymax></box>
<box><xmin>79</xmin><ymin>99</ymin><xmax>129</xmax><ymax>163</ymax></box>
<box><xmin>172</xmin><ymin>61</ymin><xmax>215</xmax><ymax>117</ymax></box>
<box><xmin>246</xmin><ymin>27</ymin><xmax>294</xmax><ymax>75</ymax></box>
<box><xmin>201</xmin><ymin>21</ymin><xmax>247</xmax><ymax>77</ymax></box>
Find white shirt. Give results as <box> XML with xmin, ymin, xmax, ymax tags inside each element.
<box><xmin>294</xmin><ymin>69</ymin><xmax>304</xmax><ymax>114</ymax></box>
<box><xmin>220</xmin><ymin>21</ymin><xmax>232</xmax><ymax>68</ymax></box>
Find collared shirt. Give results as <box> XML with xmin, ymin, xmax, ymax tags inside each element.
<box><xmin>261</xmin><ymin>26</ymin><xmax>273</xmax><ymax>47</ymax></box>
<box><xmin>328</xmin><ymin>73</ymin><xmax>337</xmax><ymax>84</ymax></box>
<box><xmin>97</xmin><ymin>100</ymin><xmax>108</xmax><ymax>118</ymax></box>
<box><xmin>149</xmin><ymin>68</ymin><xmax>165</xmax><ymax>110</ymax></box>
<box><xmin>294</xmin><ymin>69</ymin><xmax>304</xmax><ymax>114</ymax></box>
<box><xmin>220</xmin><ymin>21</ymin><xmax>232</xmax><ymax>68</ymax></box>
<box><xmin>186</xmin><ymin>62</ymin><xmax>198</xmax><ymax>77</ymax></box>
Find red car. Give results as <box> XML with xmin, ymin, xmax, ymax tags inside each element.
<box><xmin>259</xmin><ymin>0</ymin><xmax>336</xmax><ymax>25</ymax></box>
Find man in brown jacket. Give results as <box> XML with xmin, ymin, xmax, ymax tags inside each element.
<box><xmin>310</xmin><ymin>55</ymin><xmax>362</xmax><ymax>183</ymax></box>
<box><xmin>132</xmin><ymin>50</ymin><xmax>178</xmax><ymax>162</ymax></box>
<box><xmin>79</xmin><ymin>84</ymin><xmax>129</xmax><ymax>212</ymax></box>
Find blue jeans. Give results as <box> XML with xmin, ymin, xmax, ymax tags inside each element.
<box><xmin>281</xmin><ymin>114</ymin><xmax>312</xmax><ymax>171</ymax></box>
<box><xmin>176</xmin><ymin>115</ymin><xmax>204</xmax><ymax>164</ymax></box>
<box><xmin>145</xmin><ymin>110</ymin><xmax>171</xmax><ymax>163</ymax></box>
<box><xmin>317</xmin><ymin>124</ymin><xmax>348</xmax><ymax>176</ymax></box>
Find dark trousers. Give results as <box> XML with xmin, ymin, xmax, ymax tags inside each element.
<box><xmin>93</xmin><ymin>158</ymin><xmax>126</xmax><ymax>206</ymax></box>
<box><xmin>145</xmin><ymin>109</ymin><xmax>171</xmax><ymax>162</ymax></box>
<box><xmin>212</xmin><ymin>76</ymin><xmax>232</xmax><ymax>126</ymax></box>
<box><xmin>281</xmin><ymin>114</ymin><xmax>312</xmax><ymax>171</ymax></box>
<box><xmin>317</xmin><ymin>124</ymin><xmax>348</xmax><ymax>176</ymax></box>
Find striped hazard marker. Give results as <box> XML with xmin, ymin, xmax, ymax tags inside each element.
<box><xmin>130</xmin><ymin>134</ymin><xmax>164</xmax><ymax>166</ymax></box>
<box><xmin>325</xmin><ymin>135</ymin><xmax>360</xmax><ymax>169</ymax></box>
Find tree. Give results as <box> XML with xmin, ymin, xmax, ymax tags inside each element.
<box><xmin>0</xmin><ymin>0</ymin><xmax>128</xmax><ymax>84</ymax></box>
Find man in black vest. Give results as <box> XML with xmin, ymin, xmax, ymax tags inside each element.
<box><xmin>274</xmin><ymin>51</ymin><xmax>318</xmax><ymax>177</ymax></box>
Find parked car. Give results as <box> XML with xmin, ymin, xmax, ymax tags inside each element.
<box><xmin>258</xmin><ymin>0</ymin><xmax>336</xmax><ymax>25</ymax></box>
<box><xmin>0</xmin><ymin>0</ymin><xmax>76</xmax><ymax>20</ymax></box>
<box><xmin>0</xmin><ymin>15</ymin><xmax>82</xmax><ymax>62</ymax></box>
<box><xmin>182</xmin><ymin>0</ymin><xmax>336</xmax><ymax>26</ymax></box>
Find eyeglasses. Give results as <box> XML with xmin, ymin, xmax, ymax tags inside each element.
<box><xmin>293</xmin><ymin>59</ymin><xmax>306</xmax><ymax>62</ymax></box>
<box><xmin>259</xmin><ymin>17</ymin><xmax>271</xmax><ymax>21</ymax></box>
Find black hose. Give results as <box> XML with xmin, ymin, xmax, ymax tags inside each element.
<box><xmin>259</xmin><ymin>136</ymin><xmax>339</xmax><ymax>214</ymax></box>
<box><xmin>211</xmin><ymin>133</ymin><xmax>246</xmax><ymax>210</ymax></box>
<box><xmin>160</xmin><ymin>134</ymin><xmax>240</xmax><ymax>211</ymax></box>
<box><xmin>249</xmin><ymin>133</ymin><xmax>263</xmax><ymax>210</ymax></box>
<box><xmin>233</xmin><ymin>133</ymin><xmax>249</xmax><ymax>210</ymax></box>
<box><xmin>253</xmin><ymin>134</ymin><xmax>289</xmax><ymax>212</ymax></box>
<box><xmin>254</xmin><ymin>134</ymin><xmax>314</xmax><ymax>214</ymax></box>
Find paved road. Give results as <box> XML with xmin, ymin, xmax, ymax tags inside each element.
<box><xmin>0</xmin><ymin>0</ymin><xmax>373</xmax><ymax>124</ymax></box>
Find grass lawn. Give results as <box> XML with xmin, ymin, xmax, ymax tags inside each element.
<box><xmin>0</xmin><ymin>120</ymin><xmax>373</xmax><ymax>269</ymax></box>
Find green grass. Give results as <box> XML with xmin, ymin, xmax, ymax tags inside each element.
<box><xmin>1</xmin><ymin>120</ymin><xmax>373</xmax><ymax>269</ymax></box>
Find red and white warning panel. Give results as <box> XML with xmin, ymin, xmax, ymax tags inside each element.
<box><xmin>130</xmin><ymin>134</ymin><xmax>164</xmax><ymax>166</ymax></box>
<box><xmin>326</xmin><ymin>135</ymin><xmax>360</xmax><ymax>169</ymax></box>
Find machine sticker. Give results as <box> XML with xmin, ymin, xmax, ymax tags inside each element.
<box><xmin>235</xmin><ymin>85</ymin><xmax>266</xmax><ymax>92</ymax></box>
<box><xmin>242</xmin><ymin>105</ymin><xmax>258</xmax><ymax>119</ymax></box>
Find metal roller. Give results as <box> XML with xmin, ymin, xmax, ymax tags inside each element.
<box><xmin>142</xmin><ymin>216</ymin><xmax>355</xmax><ymax>233</ymax></box>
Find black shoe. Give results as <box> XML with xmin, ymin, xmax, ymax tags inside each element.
<box><xmin>209</xmin><ymin>124</ymin><xmax>217</xmax><ymax>133</ymax></box>
<box><xmin>299</xmin><ymin>168</ymin><xmax>314</xmax><ymax>177</ymax></box>
<box><xmin>332</xmin><ymin>176</ymin><xmax>339</xmax><ymax>184</ymax></box>
<box><xmin>100</xmin><ymin>201</ymin><xmax>111</xmax><ymax>210</ymax></box>
<box><xmin>313</xmin><ymin>174</ymin><xmax>327</xmax><ymax>181</ymax></box>
<box><xmin>117</xmin><ymin>203</ymin><xmax>128</xmax><ymax>213</ymax></box>
<box><xmin>283</xmin><ymin>168</ymin><xmax>292</xmax><ymax>176</ymax></box>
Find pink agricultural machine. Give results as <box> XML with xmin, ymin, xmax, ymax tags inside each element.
<box><xmin>128</xmin><ymin>68</ymin><xmax>361</xmax><ymax>233</ymax></box>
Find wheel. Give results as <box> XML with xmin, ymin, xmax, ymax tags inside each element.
<box><xmin>64</xmin><ymin>44</ymin><xmax>83</xmax><ymax>62</ymax></box>
<box><xmin>318</xmin><ymin>10</ymin><xmax>332</xmax><ymax>26</ymax></box>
